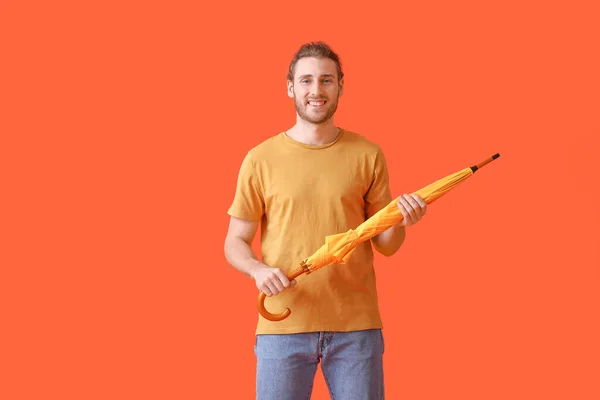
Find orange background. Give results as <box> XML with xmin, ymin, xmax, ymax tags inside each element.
<box><xmin>2</xmin><ymin>1</ymin><xmax>599</xmax><ymax>399</ymax></box>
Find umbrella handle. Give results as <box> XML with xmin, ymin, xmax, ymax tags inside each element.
<box><xmin>257</xmin><ymin>292</ymin><xmax>291</xmax><ymax>321</ymax></box>
<box><xmin>257</xmin><ymin>264</ymin><xmax>309</xmax><ymax>322</ymax></box>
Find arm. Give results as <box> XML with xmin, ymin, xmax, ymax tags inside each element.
<box><xmin>364</xmin><ymin>147</ymin><xmax>407</xmax><ymax>257</ymax></box>
<box><xmin>224</xmin><ymin>216</ymin><xmax>295</xmax><ymax>296</ymax></box>
<box><xmin>224</xmin><ymin>216</ymin><xmax>262</xmax><ymax>278</ymax></box>
<box><xmin>371</xmin><ymin>225</ymin><xmax>406</xmax><ymax>257</ymax></box>
<box><xmin>371</xmin><ymin>193</ymin><xmax>427</xmax><ymax>257</ymax></box>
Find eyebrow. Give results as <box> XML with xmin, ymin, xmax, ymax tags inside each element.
<box><xmin>298</xmin><ymin>74</ymin><xmax>336</xmax><ymax>79</ymax></box>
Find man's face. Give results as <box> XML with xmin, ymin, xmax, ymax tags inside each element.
<box><xmin>287</xmin><ymin>57</ymin><xmax>343</xmax><ymax>124</ymax></box>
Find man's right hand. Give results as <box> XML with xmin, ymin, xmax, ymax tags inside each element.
<box><xmin>251</xmin><ymin>265</ymin><xmax>297</xmax><ymax>296</ymax></box>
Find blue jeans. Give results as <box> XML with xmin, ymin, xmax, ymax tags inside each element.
<box><xmin>255</xmin><ymin>329</ymin><xmax>385</xmax><ymax>400</ymax></box>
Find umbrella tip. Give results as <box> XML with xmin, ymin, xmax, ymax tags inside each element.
<box><xmin>471</xmin><ymin>153</ymin><xmax>501</xmax><ymax>173</ymax></box>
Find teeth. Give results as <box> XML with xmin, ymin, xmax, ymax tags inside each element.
<box><xmin>309</xmin><ymin>101</ymin><xmax>324</xmax><ymax>106</ymax></box>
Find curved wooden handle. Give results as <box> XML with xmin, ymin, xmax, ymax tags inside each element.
<box><xmin>257</xmin><ymin>291</ymin><xmax>291</xmax><ymax>321</ymax></box>
<box><xmin>257</xmin><ymin>264</ymin><xmax>309</xmax><ymax>322</ymax></box>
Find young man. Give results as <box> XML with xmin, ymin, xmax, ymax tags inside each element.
<box><xmin>224</xmin><ymin>42</ymin><xmax>427</xmax><ymax>400</ymax></box>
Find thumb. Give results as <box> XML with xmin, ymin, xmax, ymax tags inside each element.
<box><xmin>290</xmin><ymin>279</ymin><xmax>297</xmax><ymax>288</ymax></box>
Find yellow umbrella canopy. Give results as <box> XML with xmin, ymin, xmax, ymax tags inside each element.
<box><xmin>257</xmin><ymin>153</ymin><xmax>500</xmax><ymax>321</ymax></box>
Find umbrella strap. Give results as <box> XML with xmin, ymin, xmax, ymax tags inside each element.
<box><xmin>299</xmin><ymin>260</ymin><xmax>311</xmax><ymax>275</ymax></box>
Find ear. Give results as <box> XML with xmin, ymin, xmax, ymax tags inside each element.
<box><xmin>339</xmin><ymin>78</ymin><xmax>344</xmax><ymax>95</ymax></box>
<box><xmin>287</xmin><ymin>80</ymin><xmax>294</xmax><ymax>98</ymax></box>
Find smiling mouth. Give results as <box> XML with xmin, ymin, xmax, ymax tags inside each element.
<box><xmin>307</xmin><ymin>100</ymin><xmax>327</xmax><ymax>107</ymax></box>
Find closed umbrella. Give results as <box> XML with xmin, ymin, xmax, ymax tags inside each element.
<box><xmin>258</xmin><ymin>153</ymin><xmax>500</xmax><ymax>321</ymax></box>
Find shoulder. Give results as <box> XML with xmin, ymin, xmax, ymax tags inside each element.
<box><xmin>234</xmin><ymin>133</ymin><xmax>285</xmax><ymax>169</ymax></box>
<box><xmin>340</xmin><ymin>129</ymin><xmax>386</xmax><ymax>156</ymax></box>
<box><xmin>245</xmin><ymin>133</ymin><xmax>286</xmax><ymax>160</ymax></box>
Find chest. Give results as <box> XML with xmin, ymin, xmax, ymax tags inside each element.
<box><xmin>261</xmin><ymin>155</ymin><xmax>372</xmax><ymax>214</ymax></box>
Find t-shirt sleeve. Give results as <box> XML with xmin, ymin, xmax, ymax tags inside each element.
<box><xmin>227</xmin><ymin>152</ymin><xmax>265</xmax><ymax>221</ymax></box>
<box><xmin>364</xmin><ymin>147</ymin><xmax>393</xmax><ymax>218</ymax></box>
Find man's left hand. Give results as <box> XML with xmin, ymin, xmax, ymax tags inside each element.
<box><xmin>397</xmin><ymin>194</ymin><xmax>427</xmax><ymax>226</ymax></box>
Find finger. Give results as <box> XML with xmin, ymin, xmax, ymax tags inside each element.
<box><xmin>274</xmin><ymin>269</ymin><xmax>291</xmax><ymax>288</ymax></box>
<box><xmin>399</xmin><ymin>196</ymin><xmax>416</xmax><ymax>222</ymax></box>
<box><xmin>290</xmin><ymin>279</ymin><xmax>297</xmax><ymax>288</ymax></box>
<box><xmin>413</xmin><ymin>194</ymin><xmax>427</xmax><ymax>214</ymax></box>
<box><xmin>269</xmin><ymin>273</ymin><xmax>286</xmax><ymax>292</ymax></box>
<box><xmin>264</xmin><ymin>280</ymin><xmax>279</xmax><ymax>295</ymax></box>
<box><xmin>397</xmin><ymin>198</ymin><xmax>409</xmax><ymax>224</ymax></box>
<box><xmin>397</xmin><ymin>198</ymin><xmax>413</xmax><ymax>225</ymax></box>
<box><xmin>403</xmin><ymin>194</ymin><xmax>418</xmax><ymax>217</ymax></box>
<box><xmin>271</xmin><ymin>280</ymin><xmax>285</xmax><ymax>293</ymax></box>
<box><xmin>260</xmin><ymin>284</ymin><xmax>273</xmax><ymax>297</ymax></box>
<box><xmin>404</xmin><ymin>194</ymin><xmax>423</xmax><ymax>220</ymax></box>
<box><xmin>270</xmin><ymin>279</ymin><xmax>285</xmax><ymax>293</ymax></box>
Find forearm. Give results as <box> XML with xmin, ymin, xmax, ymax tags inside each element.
<box><xmin>224</xmin><ymin>236</ymin><xmax>263</xmax><ymax>278</ymax></box>
<box><xmin>371</xmin><ymin>224</ymin><xmax>406</xmax><ymax>257</ymax></box>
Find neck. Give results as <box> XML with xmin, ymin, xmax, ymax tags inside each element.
<box><xmin>285</xmin><ymin>117</ymin><xmax>340</xmax><ymax>146</ymax></box>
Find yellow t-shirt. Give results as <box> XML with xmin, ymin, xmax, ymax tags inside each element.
<box><xmin>227</xmin><ymin>129</ymin><xmax>393</xmax><ymax>334</ymax></box>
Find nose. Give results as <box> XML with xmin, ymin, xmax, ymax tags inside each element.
<box><xmin>310</xmin><ymin>81</ymin><xmax>323</xmax><ymax>97</ymax></box>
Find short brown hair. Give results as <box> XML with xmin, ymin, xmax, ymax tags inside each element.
<box><xmin>287</xmin><ymin>42</ymin><xmax>344</xmax><ymax>82</ymax></box>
